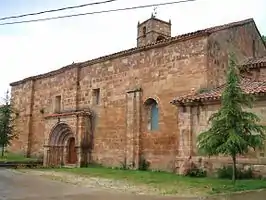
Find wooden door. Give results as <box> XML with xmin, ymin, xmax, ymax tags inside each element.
<box><xmin>68</xmin><ymin>137</ymin><xmax>77</xmax><ymax>164</ymax></box>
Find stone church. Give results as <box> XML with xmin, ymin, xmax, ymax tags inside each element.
<box><xmin>9</xmin><ymin>15</ymin><xmax>266</xmax><ymax>173</ymax></box>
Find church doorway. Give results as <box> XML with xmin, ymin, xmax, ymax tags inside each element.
<box><xmin>67</xmin><ymin>137</ymin><xmax>77</xmax><ymax>164</ymax></box>
<box><xmin>46</xmin><ymin>122</ymin><xmax>78</xmax><ymax>167</ymax></box>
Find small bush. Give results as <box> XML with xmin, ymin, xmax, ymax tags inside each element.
<box><xmin>88</xmin><ymin>162</ymin><xmax>104</xmax><ymax>168</ymax></box>
<box><xmin>217</xmin><ymin>166</ymin><xmax>254</xmax><ymax>179</ymax></box>
<box><xmin>138</xmin><ymin>156</ymin><xmax>150</xmax><ymax>171</ymax></box>
<box><xmin>186</xmin><ymin>167</ymin><xmax>207</xmax><ymax>177</ymax></box>
<box><xmin>118</xmin><ymin>158</ymin><xmax>131</xmax><ymax>170</ymax></box>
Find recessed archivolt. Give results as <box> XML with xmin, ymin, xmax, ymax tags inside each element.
<box><xmin>48</xmin><ymin>122</ymin><xmax>75</xmax><ymax>146</ymax></box>
<box><xmin>144</xmin><ymin>97</ymin><xmax>159</xmax><ymax>106</ymax></box>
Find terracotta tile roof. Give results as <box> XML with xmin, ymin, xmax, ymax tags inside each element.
<box><xmin>10</xmin><ymin>18</ymin><xmax>254</xmax><ymax>86</ymax></box>
<box><xmin>240</xmin><ymin>56</ymin><xmax>266</xmax><ymax>69</ymax></box>
<box><xmin>171</xmin><ymin>79</ymin><xmax>266</xmax><ymax>104</ymax></box>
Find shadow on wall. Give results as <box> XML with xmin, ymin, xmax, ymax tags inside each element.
<box><xmin>80</xmin><ymin>109</ymin><xmax>97</xmax><ymax>167</ymax></box>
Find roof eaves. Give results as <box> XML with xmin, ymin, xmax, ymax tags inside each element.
<box><xmin>138</xmin><ymin>16</ymin><xmax>171</xmax><ymax>27</ymax></box>
<box><xmin>10</xmin><ymin>32</ymin><xmax>209</xmax><ymax>87</ymax></box>
<box><xmin>243</xmin><ymin>62</ymin><xmax>266</xmax><ymax>69</ymax></box>
<box><xmin>10</xmin><ymin>63</ymin><xmax>81</xmax><ymax>86</ymax></box>
<box><xmin>171</xmin><ymin>95</ymin><xmax>222</xmax><ymax>105</ymax></box>
<box><xmin>240</xmin><ymin>56</ymin><xmax>266</xmax><ymax>70</ymax></box>
<box><xmin>205</xmin><ymin>18</ymin><xmax>254</xmax><ymax>34</ymax></box>
<box><xmin>9</xmin><ymin>18</ymin><xmax>254</xmax><ymax>87</ymax></box>
<box><xmin>171</xmin><ymin>81</ymin><xmax>266</xmax><ymax>105</ymax></box>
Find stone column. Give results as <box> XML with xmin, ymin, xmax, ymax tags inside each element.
<box><xmin>63</xmin><ymin>146</ymin><xmax>68</xmax><ymax>165</ymax></box>
<box><xmin>75</xmin><ymin>115</ymin><xmax>82</xmax><ymax>167</ymax></box>
<box><xmin>126</xmin><ymin>92</ymin><xmax>134</xmax><ymax>166</ymax></box>
<box><xmin>43</xmin><ymin>121</ymin><xmax>51</xmax><ymax>166</ymax></box>
<box><xmin>76</xmin><ymin>114</ymin><xmax>91</xmax><ymax>167</ymax></box>
<box><xmin>134</xmin><ymin>91</ymin><xmax>141</xmax><ymax>169</ymax></box>
<box><xmin>60</xmin><ymin>146</ymin><xmax>64</xmax><ymax>166</ymax></box>
<box><xmin>178</xmin><ymin>106</ymin><xmax>193</xmax><ymax>157</ymax></box>
<box><xmin>126</xmin><ymin>88</ymin><xmax>141</xmax><ymax>168</ymax></box>
<box><xmin>176</xmin><ymin>105</ymin><xmax>194</xmax><ymax>175</ymax></box>
<box><xmin>76</xmin><ymin>146</ymin><xmax>81</xmax><ymax>167</ymax></box>
<box><xmin>43</xmin><ymin>146</ymin><xmax>49</xmax><ymax>166</ymax></box>
<box><xmin>78</xmin><ymin>115</ymin><xmax>90</xmax><ymax>167</ymax></box>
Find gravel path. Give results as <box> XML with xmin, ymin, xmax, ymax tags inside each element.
<box><xmin>2</xmin><ymin>168</ymin><xmax>192</xmax><ymax>200</ymax></box>
<box><xmin>8</xmin><ymin>169</ymin><xmax>266</xmax><ymax>200</ymax></box>
<box><xmin>17</xmin><ymin>169</ymin><xmax>157</xmax><ymax>195</ymax></box>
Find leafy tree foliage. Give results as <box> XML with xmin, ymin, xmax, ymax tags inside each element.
<box><xmin>0</xmin><ymin>90</ymin><xmax>18</xmax><ymax>157</ymax></box>
<box><xmin>197</xmin><ymin>53</ymin><xmax>266</xmax><ymax>183</ymax></box>
<box><xmin>262</xmin><ymin>35</ymin><xmax>266</xmax><ymax>43</ymax></box>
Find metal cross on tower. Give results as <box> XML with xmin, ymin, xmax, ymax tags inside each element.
<box><xmin>153</xmin><ymin>7</ymin><xmax>158</xmax><ymax>17</ymax></box>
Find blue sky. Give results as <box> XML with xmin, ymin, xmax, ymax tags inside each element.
<box><xmin>0</xmin><ymin>0</ymin><xmax>265</xmax><ymax>99</ymax></box>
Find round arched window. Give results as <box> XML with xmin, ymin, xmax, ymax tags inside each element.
<box><xmin>156</xmin><ymin>35</ymin><xmax>165</xmax><ymax>42</ymax></box>
<box><xmin>144</xmin><ymin>98</ymin><xmax>159</xmax><ymax>131</ymax></box>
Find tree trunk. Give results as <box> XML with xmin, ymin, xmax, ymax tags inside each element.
<box><xmin>232</xmin><ymin>154</ymin><xmax>237</xmax><ymax>184</ymax></box>
<box><xmin>1</xmin><ymin>144</ymin><xmax>4</xmax><ymax>157</ymax></box>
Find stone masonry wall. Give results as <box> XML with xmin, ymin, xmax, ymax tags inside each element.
<box><xmin>207</xmin><ymin>21</ymin><xmax>266</xmax><ymax>88</ymax></box>
<box><xmin>78</xmin><ymin>36</ymin><xmax>208</xmax><ymax>170</ymax></box>
<box><xmin>30</xmin><ymin>67</ymin><xmax>79</xmax><ymax>156</ymax></box>
<box><xmin>241</xmin><ymin>67</ymin><xmax>266</xmax><ymax>82</ymax></box>
<box><xmin>258</xmin><ymin>68</ymin><xmax>266</xmax><ymax>81</ymax></box>
<box><xmin>9</xmin><ymin>80</ymin><xmax>34</xmax><ymax>156</ymax></box>
<box><xmin>10</xmin><ymin>36</ymin><xmax>208</xmax><ymax>170</ymax></box>
<box><xmin>137</xmin><ymin>18</ymin><xmax>171</xmax><ymax>47</ymax></box>
<box><xmin>10</xmin><ymin>67</ymin><xmax>79</xmax><ymax>158</ymax></box>
<box><xmin>179</xmin><ymin>99</ymin><xmax>266</xmax><ymax>175</ymax></box>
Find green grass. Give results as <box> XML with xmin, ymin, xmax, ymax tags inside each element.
<box><xmin>0</xmin><ymin>152</ymin><xmax>38</xmax><ymax>162</ymax></box>
<box><xmin>39</xmin><ymin>166</ymin><xmax>266</xmax><ymax>196</ymax></box>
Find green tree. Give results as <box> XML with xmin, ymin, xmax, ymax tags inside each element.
<box><xmin>0</xmin><ymin>90</ymin><xmax>18</xmax><ymax>157</ymax></box>
<box><xmin>197</xmin><ymin>53</ymin><xmax>266</xmax><ymax>183</ymax></box>
<box><xmin>262</xmin><ymin>35</ymin><xmax>266</xmax><ymax>43</ymax></box>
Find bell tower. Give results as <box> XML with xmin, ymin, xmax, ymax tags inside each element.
<box><xmin>137</xmin><ymin>14</ymin><xmax>171</xmax><ymax>47</ymax></box>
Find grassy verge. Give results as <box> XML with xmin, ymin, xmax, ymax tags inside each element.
<box><xmin>0</xmin><ymin>152</ymin><xmax>38</xmax><ymax>162</ymax></box>
<box><xmin>38</xmin><ymin>166</ymin><xmax>266</xmax><ymax>195</ymax></box>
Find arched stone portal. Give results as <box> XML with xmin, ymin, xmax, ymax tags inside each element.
<box><xmin>46</xmin><ymin>123</ymin><xmax>77</xmax><ymax>167</ymax></box>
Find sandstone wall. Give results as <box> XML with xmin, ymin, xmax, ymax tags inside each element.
<box><xmin>178</xmin><ymin>99</ymin><xmax>266</xmax><ymax>174</ymax></box>
<box><xmin>78</xmin><ymin>36</ymin><xmax>208</xmax><ymax>169</ymax></box>
<box><xmin>258</xmin><ymin>68</ymin><xmax>266</xmax><ymax>81</ymax></box>
<box><xmin>10</xmin><ymin>67</ymin><xmax>79</xmax><ymax>158</ymax></box>
<box><xmin>10</xmin><ymin>36</ymin><xmax>208</xmax><ymax>169</ymax></box>
<box><xmin>30</xmin><ymin>67</ymin><xmax>79</xmax><ymax>156</ymax></box>
<box><xmin>10</xmin><ymin>80</ymin><xmax>34</xmax><ymax>155</ymax></box>
<box><xmin>207</xmin><ymin>21</ymin><xmax>266</xmax><ymax>87</ymax></box>
<box><xmin>245</xmin><ymin>67</ymin><xmax>266</xmax><ymax>82</ymax></box>
<box><xmin>137</xmin><ymin>18</ymin><xmax>171</xmax><ymax>47</ymax></box>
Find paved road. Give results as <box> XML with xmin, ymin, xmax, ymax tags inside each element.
<box><xmin>0</xmin><ymin>169</ymin><xmax>187</xmax><ymax>200</ymax></box>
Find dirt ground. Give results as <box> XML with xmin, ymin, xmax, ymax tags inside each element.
<box><xmin>0</xmin><ymin>168</ymin><xmax>191</xmax><ymax>200</ymax></box>
<box><xmin>2</xmin><ymin>168</ymin><xmax>266</xmax><ymax>200</ymax></box>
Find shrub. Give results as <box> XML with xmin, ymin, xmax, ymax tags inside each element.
<box><xmin>186</xmin><ymin>166</ymin><xmax>207</xmax><ymax>177</ymax></box>
<box><xmin>217</xmin><ymin>165</ymin><xmax>254</xmax><ymax>179</ymax></box>
<box><xmin>118</xmin><ymin>158</ymin><xmax>131</xmax><ymax>170</ymax></box>
<box><xmin>88</xmin><ymin>161</ymin><xmax>103</xmax><ymax>168</ymax></box>
<box><xmin>138</xmin><ymin>156</ymin><xmax>150</xmax><ymax>171</ymax></box>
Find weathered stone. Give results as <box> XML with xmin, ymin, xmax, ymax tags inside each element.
<box><xmin>179</xmin><ymin>156</ymin><xmax>194</xmax><ymax>175</ymax></box>
<box><xmin>8</xmin><ymin>16</ymin><xmax>266</xmax><ymax>173</ymax></box>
